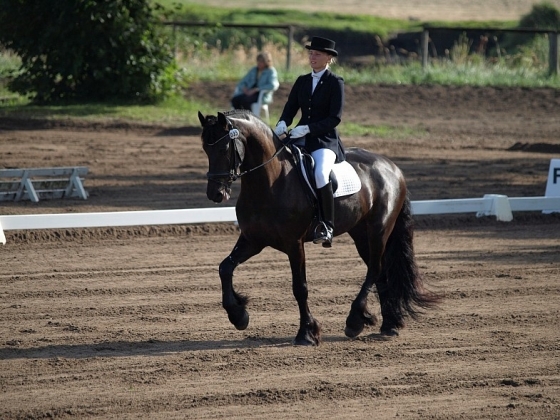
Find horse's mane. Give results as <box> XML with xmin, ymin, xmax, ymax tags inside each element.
<box><xmin>222</xmin><ymin>109</ymin><xmax>252</xmax><ymax>119</ymax></box>
<box><xmin>223</xmin><ymin>109</ymin><xmax>271</xmax><ymax>135</ymax></box>
<box><xmin>201</xmin><ymin>109</ymin><xmax>272</xmax><ymax>147</ymax></box>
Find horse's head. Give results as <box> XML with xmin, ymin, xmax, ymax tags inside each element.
<box><xmin>199</xmin><ymin>111</ymin><xmax>246</xmax><ymax>203</ymax></box>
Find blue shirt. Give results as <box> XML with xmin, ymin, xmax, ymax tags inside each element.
<box><xmin>234</xmin><ymin>66</ymin><xmax>280</xmax><ymax>104</ymax></box>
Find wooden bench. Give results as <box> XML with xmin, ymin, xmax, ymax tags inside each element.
<box><xmin>0</xmin><ymin>167</ymin><xmax>88</xmax><ymax>202</ymax></box>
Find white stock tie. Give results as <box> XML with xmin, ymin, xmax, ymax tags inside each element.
<box><xmin>312</xmin><ymin>73</ymin><xmax>321</xmax><ymax>93</ymax></box>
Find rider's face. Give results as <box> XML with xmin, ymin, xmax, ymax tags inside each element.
<box><xmin>308</xmin><ymin>49</ymin><xmax>331</xmax><ymax>72</ymax></box>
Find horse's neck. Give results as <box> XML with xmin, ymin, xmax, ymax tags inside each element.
<box><xmin>244</xmin><ymin>134</ymin><xmax>284</xmax><ymax>172</ymax></box>
<box><xmin>241</xmin><ymin>134</ymin><xmax>290</xmax><ymax>191</ymax></box>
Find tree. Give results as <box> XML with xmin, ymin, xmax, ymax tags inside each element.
<box><xmin>0</xmin><ymin>0</ymin><xmax>175</xmax><ymax>103</ymax></box>
<box><xmin>519</xmin><ymin>2</ymin><xmax>560</xmax><ymax>30</ymax></box>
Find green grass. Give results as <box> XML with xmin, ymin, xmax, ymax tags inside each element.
<box><xmin>339</xmin><ymin>61</ymin><xmax>560</xmax><ymax>87</ymax></box>
<box><xmin>155</xmin><ymin>1</ymin><xmax>420</xmax><ymax>38</ymax></box>
<box><xmin>0</xmin><ymin>94</ymin><xmax>425</xmax><ymax>137</ymax></box>
<box><xmin>180</xmin><ymin>47</ymin><xmax>560</xmax><ymax>88</ymax></box>
<box><xmin>0</xmin><ymin>85</ymin><xmax>431</xmax><ymax>136</ymax></box>
<box><xmin>340</xmin><ymin>121</ymin><xmax>426</xmax><ymax>138</ymax></box>
<box><xmin>0</xmin><ymin>96</ymin><xmax>216</xmax><ymax>126</ymax></box>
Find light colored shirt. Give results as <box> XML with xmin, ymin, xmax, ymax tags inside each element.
<box><xmin>233</xmin><ymin>66</ymin><xmax>280</xmax><ymax>104</ymax></box>
<box><xmin>311</xmin><ymin>69</ymin><xmax>327</xmax><ymax>93</ymax></box>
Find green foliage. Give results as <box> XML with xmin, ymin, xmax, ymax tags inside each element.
<box><xmin>502</xmin><ymin>2</ymin><xmax>560</xmax><ymax>52</ymax></box>
<box><xmin>0</xmin><ymin>49</ymin><xmax>20</xmax><ymax>75</ymax></box>
<box><xmin>0</xmin><ymin>49</ymin><xmax>21</xmax><ymax>97</ymax></box>
<box><xmin>519</xmin><ymin>2</ymin><xmax>560</xmax><ymax>29</ymax></box>
<box><xmin>449</xmin><ymin>33</ymin><xmax>473</xmax><ymax>65</ymax></box>
<box><xmin>505</xmin><ymin>34</ymin><xmax>551</xmax><ymax>68</ymax></box>
<box><xmin>0</xmin><ymin>0</ymin><xmax>177</xmax><ymax>103</ymax></box>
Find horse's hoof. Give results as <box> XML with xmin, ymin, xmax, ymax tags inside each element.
<box><xmin>293</xmin><ymin>336</ymin><xmax>318</xmax><ymax>346</ymax></box>
<box><xmin>380</xmin><ymin>327</ymin><xmax>399</xmax><ymax>337</ymax></box>
<box><xmin>344</xmin><ymin>325</ymin><xmax>364</xmax><ymax>339</ymax></box>
<box><xmin>294</xmin><ymin>327</ymin><xmax>320</xmax><ymax>346</ymax></box>
<box><xmin>229</xmin><ymin>310</ymin><xmax>249</xmax><ymax>330</ymax></box>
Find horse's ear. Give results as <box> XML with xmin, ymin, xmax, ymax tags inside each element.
<box><xmin>217</xmin><ymin>112</ymin><xmax>228</xmax><ymax>128</ymax></box>
<box><xmin>198</xmin><ymin>111</ymin><xmax>206</xmax><ymax>127</ymax></box>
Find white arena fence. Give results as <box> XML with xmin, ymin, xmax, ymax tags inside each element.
<box><xmin>1</xmin><ymin>194</ymin><xmax>559</xmax><ymax>245</ymax></box>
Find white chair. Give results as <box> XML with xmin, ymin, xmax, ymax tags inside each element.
<box><xmin>250</xmin><ymin>90</ymin><xmax>271</xmax><ymax>123</ymax></box>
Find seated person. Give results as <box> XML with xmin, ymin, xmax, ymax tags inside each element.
<box><xmin>231</xmin><ymin>51</ymin><xmax>279</xmax><ymax>110</ymax></box>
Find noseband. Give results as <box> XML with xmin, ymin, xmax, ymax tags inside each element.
<box><xmin>205</xmin><ymin>118</ymin><xmax>287</xmax><ymax>186</ymax></box>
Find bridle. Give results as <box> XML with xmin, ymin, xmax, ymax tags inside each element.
<box><xmin>204</xmin><ymin>118</ymin><xmax>287</xmax><ymax>185</ymax></box>
<box><xmin>205</xmin><ymin>120</ymin><xmax>244</xmax><ymax>185</ymax></box>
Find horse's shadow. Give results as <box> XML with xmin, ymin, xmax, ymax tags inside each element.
<box><xmin>0</xmin><ymin>333</ymin><xmax>392</xmax><ymax>360</ymax></box>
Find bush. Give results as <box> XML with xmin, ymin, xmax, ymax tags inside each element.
<box><xmin>519</xmin><ymin>2</ymin><xmax>560</xmax><ymax>29</ymax></box>
<box><xmin>499</xmin><ymin>2</ymin><xmax>560</xmax><ymax>56</ymax></box>
<box><xmin>0</xmin><ymin>0</ymin><xmax>176</xmax><ymax>103</ymax></box>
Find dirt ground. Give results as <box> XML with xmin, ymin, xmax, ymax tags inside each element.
<box><xmin>1</xmin><ymin>84</ymin><xmax>559</xmax><ymax>419</ymax></box>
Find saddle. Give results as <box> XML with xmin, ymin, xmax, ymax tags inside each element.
<box><xmin>287</xmin><ymin>144</ymin><xmax>362</xmax><ymax>200</ymax></box>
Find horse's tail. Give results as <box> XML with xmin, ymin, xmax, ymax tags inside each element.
<box><xmin>381</xmin><ymin>195</ymin><xmax>440</xmax><ymax>327</ymax></box>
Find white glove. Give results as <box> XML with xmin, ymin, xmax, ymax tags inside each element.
<box><xmin>290</xmin><ymin>125</ymin><xmax>310</xmax><ymax>139</ymax></box>
<box><xmin>274</xmin><ymin>121</ymin><xmax>287</xmax><ymax>136</ymax></box>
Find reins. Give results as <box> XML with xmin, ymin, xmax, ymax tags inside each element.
<box><xmin>236</xmin><ymin>133</ymin><xmax>288</xmax><ymax>179</ymax></box>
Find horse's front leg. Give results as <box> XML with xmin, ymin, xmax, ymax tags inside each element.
<box><xmin>219</xmin><ymin>234</ymin><xmax>263</xmax><ymax>330</ymax></box>
<box><xmin>287</xmin><ymin>241</ymin><xmax>321</xmax><ymax>346</ymax></box>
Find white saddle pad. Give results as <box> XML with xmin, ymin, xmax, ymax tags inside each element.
<box><xmin>332</xmin><ymin>160</ymin><xmax>362</xmax><ymax>198</ymax></box>
<box><xmin>292</xmin><ymin>146</ymin><xmax>362</xmax><ymax>198</ymax></box>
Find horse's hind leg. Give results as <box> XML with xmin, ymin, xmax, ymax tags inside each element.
<box><xmin>348</xmin><ymin>226</ymin><xmax>402</xmax><ymax>337</ymax></box>
<box><xmin>375</xmin><ymin>281</ymin><xmax>401</xmax><ymax>336</ymax></box>
<box><xmin>375</xmin><ymin>197</ymin><xmax>439</xmax><ymax>336</ymax></box>
<box><xmin>345</xmin><ymin>224</ymin><xmax>380</xmax><ymax>338</ymax></box>
<box><xmin>347</xmin><ymin>225</ymin><xmax>406</xmax><ymax>337</ymax></box>
<box><xmin>219</xmin><ymin>234</ymin><xmax>264</xmax><ymax>330</ymax></box>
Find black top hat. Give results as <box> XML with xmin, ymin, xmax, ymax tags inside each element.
<box><xmin>305</xmin><ymin>36</ymin><xmax>338</xmax><ymax>57</ymax></box>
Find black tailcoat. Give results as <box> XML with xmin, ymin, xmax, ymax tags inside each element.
<box><xmin>279</xmin><ymin>69</ymin><xmax>346</xmax><ymax>162</ymax></box>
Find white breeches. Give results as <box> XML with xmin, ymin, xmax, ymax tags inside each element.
<box><xmin>311</xmin><ymin>148</ymin><xmax>336</xmax><ymax>189</ymax></box>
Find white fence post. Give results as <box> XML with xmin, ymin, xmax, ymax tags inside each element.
<box><xmin>0</xmin><ymin>220</ymin><xmax>5</xmax><ymax>245</ymax></box>
<box><xmin>477</xmin><ymin>194</ymin><xmax>513</xmax><ymax>221</ymax></box>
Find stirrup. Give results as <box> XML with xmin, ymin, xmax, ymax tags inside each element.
<box><xmin>313</xmin><ymin>221</ymin><xmax>333</xmax><ymax>246</ymax></box>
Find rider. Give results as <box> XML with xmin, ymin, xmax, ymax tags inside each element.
<box><xmin>273</xmin><ymin>36</ymin><xmax>346</xmax><ymax>247</ymax></box>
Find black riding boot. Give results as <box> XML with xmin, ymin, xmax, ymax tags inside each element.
<box><xmin>313</xmin><ymin>182</ymin><xmax>335</xmax><ymax>247</ymax></box>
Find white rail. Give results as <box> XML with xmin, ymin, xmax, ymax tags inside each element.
<box><xmin>2</xmin><ymin>194</ymin><xmax>559</xmax><ymax>245</ymax></box>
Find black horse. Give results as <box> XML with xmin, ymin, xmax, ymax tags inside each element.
<box><xmin>198</xmin><ymin>110</ymin><xmax>438</xmax><ymax>346</ymax></box>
